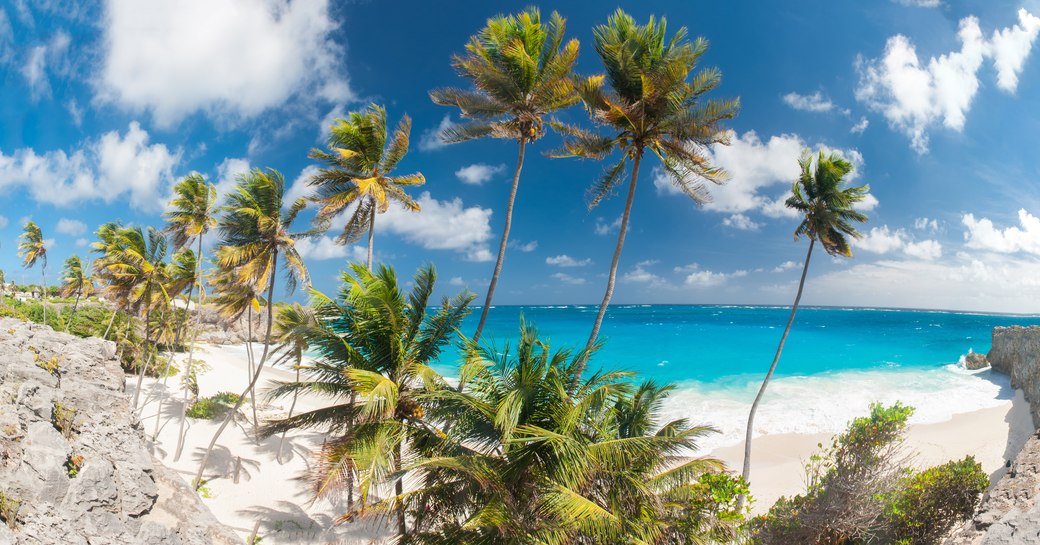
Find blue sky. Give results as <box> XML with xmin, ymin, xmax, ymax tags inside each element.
<box><xmin>3</xmin><ymin>0</ymin><xmax>1040</xmax><ymax>312</ymax></box>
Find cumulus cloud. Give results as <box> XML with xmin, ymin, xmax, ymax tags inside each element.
<box><xmin>915</xmin><ymin>217</ymin><xmax>941</xmax><ymax>232</ymax></box>
<box><xmin>856</xmin><ymin>9</ymin><xmax>1040</xmax><ymax>153</ymax></box>
<box><xmin>854</xmin><ymin>225</ymin><xmax>943</xmax><ymax>260</ymax></box>
<box><xmin>782</xmin><ymin>91</ymin><xmax>835</xmax><ymax>112</ymax></box>
<box><xmin>850</xmin><ymin>117</ymin><xmax>870</xmax><ymax>134</ymax></box>
<box><xmin>684</xmin><ymin>267</ymin><xmax>748</xmax><ymax>288</ymax></box>
<box><xmin>773</xmin><ymin>260</ymin><xmax>801</xmax><ymax>273</ymax></box>
<box><xmin>546</xmin><ymin>255</ymin><xmax>591</xmax><ymax>267</ymax></box>
<box><xmin>0</xmin><ymin>121</ymin><xmax>180</xmax><ymax>210</ymax></box>
<box><xmin>99</xmin><ymin>0</ymin><xmax>351</xmax><ymax>126</ymax></box>
<box><xmin>594</xmin><ymin>216</ymin><xmax>622</xmax><ymax>235</ymax></box>
<box><xmin>75</xmin><ymin>238</ymin><xmax>88</xmax><ymax>247</ymax></box>
<box><xmin>962</xmin><ymin>208</ymin><xmax>1040</xmax><ymax>255</ymax></box>
<box><xmin>284</xmin><ymin>164</ymin><xmax>319</xmax><ymax>204</ymax></box>
<box><xmin>722</xmin><ymin>213</ymin><xmax>761</xmax><ymax>231</ymax></box>
<box><xmin>419</xmin><ymin>115</ymin><xmax>454</xmax><ymax>151</ymax></box>
<box><xmin>624</xmin><ymin>260</ymin><xmax>665</xmax><ymax>285</ymax></box>
<box><xmin>455</xmin><ymin>163</ymin><xmax>505</xmax><ymax>185</ymax></box>
<box><xmin>509</xmin><ymin>239</ymin><xmax>538</xmax><ymax>252</ymax></box>
<box><xmin>552</xmin><ymin>272</ymin><xmax>586</xmax><ymax>285</ymax></box>
<box><xmin>895</xmin><ymin>0</ymin><xmax>941</xmax><ymax>6</ymax></box>
<box><xmin>378</xmin><ymin>191</ymin><xmax>493</xmax><ymax>261</ymax></box>
<box><xmin>295</xmin><ymin>236</ymin><xmax>366</xmax><ymax>261</ymax></box>
<box><xmin>55</xmin><ymin>218</ymin><xmax>86</xmax><ymax>236</ymax></box>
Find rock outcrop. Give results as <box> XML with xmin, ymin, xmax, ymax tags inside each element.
<box><xmin>945</xmin><ymin>326</ymin><xmax>1040</xmax><ymax>544</ymax></box>
<box><xmin>965</xmin><ymin>351</ymin><xmax>989</xmax><ymax>371</ymax></box>
<box><xmin>193</xmin><ymin>305</ymin><xmax>270</xmax><ymax>345</ymax></box>
<box><xmin>988</xmin><ymin>326</ymin><xmax>1040</xmax><ymax>427</ymax></box>
<box><xmin>0</xmin><ymin>317</ymin><xmax>240</xmax><ymax>545</ymax></box>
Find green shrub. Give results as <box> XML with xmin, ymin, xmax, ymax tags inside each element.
<box><xmin>186</xmin><ymin>392</ymin><xmax>241</xmax><ymax>419</ymax></box>
<box><xmin>53</xmin><ymin>401</ymin><xmax>76</xmax><ymax>439</ymax></box>
<box><xmin>65</xmin><ymin>454</ymin><xmax>85</xmax><ymax>478</ymax></box>
<box><xmin>0</xmin><ymin>491</ymin><xmax>20</xmax><ymax>529</ymax></box>
<box><xmin>881</xmin><ymin>457</ymin><xmax>988</xmax><ymax>545</ymax></box>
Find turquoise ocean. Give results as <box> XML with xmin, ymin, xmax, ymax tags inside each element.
<box><xmin>444</xmin><ymin>305</ymin><xmax>1040</xmax><ymax>452</ymax></box>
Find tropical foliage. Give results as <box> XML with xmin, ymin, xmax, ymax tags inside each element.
<box><xmin>17</xmin><ymin>221</ymin><xmax>49</xmax><ymax>324</ymax></box>
<box><xmin>431</xmin><ymin>7</ymin><xmax>580</xmax><ymax>342</ymax></box>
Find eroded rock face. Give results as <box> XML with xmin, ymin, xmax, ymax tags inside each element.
<box><xmin>988</xmin><ymin>326</ymin><xmax>1040</xmax><ymax>427</ymax></box>
<box><xmin>965</xmin><ymin>351</ymin><xmax>989</xmax><ymax>371</ymax></box>
<box><xmin>0</xmin><ymin>318</ymin><xmax>240</xmax><ymax>545</ymax></box>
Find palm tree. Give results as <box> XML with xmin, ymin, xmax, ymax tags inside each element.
<box><xmin>59</xmin><ymin>255</ymin><xmax>94</xmax><ymax>331</ymax></box>
<box><xmin>269</xmin><ymin>302</ymin><xmax>319</xmax><ymax>464</ymax></box>
<box><xmin>101</xmin><ymin>226</ymin><xmax>172</xmax><ymax>409</ymax></box>
<box><xmin>18</xmin><ymin>221</ymin><xmax>48</xmax><ymax>326</ymax></box>
<box><xmin>92</xmin><ymin>221</ymin><xmax>124</xmax><ymax>340</ymax></box>
<box><xmin>740</xmin><ymin>150</ymin><xmax>870</xmax><ymax>498</ymax></box>
<box><xmin>379</xmin><ymin>322</ymin><xmax>733</xmax><ymax>544</ymax></box>
<box><xmin>308</xmin><ymin>104</ymin><xmax>424</xmax><ymax>270</ymax></box>
<box><xmin>430</xmin><ymin>7</ymin><xmax>580</xmax><ymax>344</ymax></box>
<box><xmin>261</xmin><ymin>264</ymin><xmax>474</xmax><ymax>540</ymax></box>
<box><xmin>164</xmin><ymin>173</ymin><xmax>217</xmax><ymax>346</ymax></box>
<box><xmin>554</xmin><ymin>9</ymin><xmax>738</xmax><ymax>375</ymax></box>
<box><xmin>193</xmin><ymin>167</ymin><xmax>309</xmax><ymax>489</ymax></box>
<box><xmin>0</xmin><ymin>269</ymin><xmax>6</xmax><ymax>297</ymax></box>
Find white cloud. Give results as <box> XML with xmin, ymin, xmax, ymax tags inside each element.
<box><xmin>546</xmin><ymin>254</ymin><xmax>591</xmax><ymax>267</ymax></box>
<box><xmin>419</xmin><ymin>115</ymin><xmax>455</xmax><ymax>151</ymax></box>
<box><xmin>99</xmin><ymin>0</ymin><xmax>351</xmax><ymax>126</ymax></box>
<box><xmin>782</xmin><ymin>91</ymin><xmax>835</xmax><ymax>112</ymax></box>
<box><xmin>773</xmin><ymin>260</ymin><xmax>801</xmax><ymax>273</ymax></box>
<box><xmin>895</xmin><ymin>0</ymin><xmax>941</xmax><ymax>6</ymax></box>
<box><xmin>684</xmin><ymin>267</ymin><xmax>748</xmax><ymax>288</ymax></box>
<box><xmin>295</xmin><ymin>236</ymin><xmax>366</xmax><ymax>261</ymax></box>
<box><xmin>285</xmin><ymin>164</ymin><xmax>319</xmax><ymax>204</ymax></box>
<box><xmin>850</xmin><ymin>116</ymin><xmax>870</xmax><ymax>134</ymax></box>
<box><xmin>856</xmin><ymin>9</ymin><xmax>1040</xmax><ymax>153</ymax></box>
<box><xmin>624</xmin><ymin>260</ymin><xmax>664</xmax><ymax>285</ymax></box>
<box><xmin>552</xmin><ymin>272</ymin><xmax>586</xmax><ymax>285</ymax></box>
<box><xmin>55</xmin><ymin>218</ymin><xmax>86</xmax><ymax>236</ymax></box>
<box><xmin>594</xmin><ymin>215</ymin><xmax>622</xmax><ymax>235</ymax></box>
<box><xmin>722</xmin><ymin>213</ymin><xmax>761</xmax><ymax>231</ymax></box>
<box><xmin>915</xmin><ymin>217</ymin><xmax>941</xmax><ymax>232</ymax></box>
<box><xmin>448</xmin><ymin>276</ymin><xmax>464</xmax><ymax>286</ymax></box>
<box><xmin>22</xmin><ymin>46</ymin><xmax>48</xmax><ymax>99</ymax></box>
<box><xmin>455</xmin><ymin>163</ymin><xmax>505</xmax><ymax>185</ymax></box>
<box><xmin>855</xmin><ymin>193</ymin><xmax>880</xmax><ymax>212</ymax></box>
<box><xmin>962</xmin><ymin>209</ymin><xmax>1040</xmax><ymax>255</ymax></box>
<box><xmin>213</xmin><ymin>157</ymin><xmax>251</xmax><ymax>203</ymax></box>
<box><xmin>509</xmin><ymin>239</ymin><xmax>538</xmax><ymax>252</ymax></box>
<box><xmin>378</xmin><ymin>191</ymin><xmax>493</xmax><ymax>261</ymax></box>
<box><xmin>75</xmin><ymin>238</ymin><xmax>88</xmax><ymax>247</ymax></box>
<box><xmin>0</xmin><ymin>122</ymin><xmax>180</xmax><ymax>210</ymax></box>
<box><xmin>854</xmin><ymin>225</ymin><xmax>943</xmax><ymax>260</ymax></box>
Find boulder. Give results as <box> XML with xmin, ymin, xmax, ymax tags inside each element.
<box><xmin>965</xmin><ymin>351</ymin><xmax>989</xmax><ymax>370</ymax></box>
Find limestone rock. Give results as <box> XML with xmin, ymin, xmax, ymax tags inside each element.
<box><xmin>965</xmin><ymin>351</ymin><xmax>989</xmax><ymax>370</ymax></box>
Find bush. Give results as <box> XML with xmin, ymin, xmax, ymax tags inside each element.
<box><xmin>186</xmin><ymin>392</ymin><xmax>241</xmax><ymax>420</ymax></box>
<box><xmin>881</xmin><ymin>457</ymin><xmax>988</xmax><ymax>545</ymax></box>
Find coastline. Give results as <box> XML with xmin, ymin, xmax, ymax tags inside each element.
<box><xmin>132</xmin><ymin>341</ymin><xmax>1034</xmax><ymax>541</ymax></box>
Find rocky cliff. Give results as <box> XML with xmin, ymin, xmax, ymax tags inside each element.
<box><xmin>945</xmin><ymin>326</ymin><xmax>1040</xmax><ymax>545</ymax></box>
<box><xmin>0</xmin><ymin>317</ymin><xmax>241</xmax><ymax>545</ymax></box>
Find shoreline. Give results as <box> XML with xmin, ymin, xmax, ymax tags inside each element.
<box><xmin>132</xmin><ymin>341</ymin><xmax>1034</xmax><ymax>541</ymax></box>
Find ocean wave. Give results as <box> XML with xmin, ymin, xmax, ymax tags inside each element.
<box><xmin>662</xmin><ymin>366</ymin><xmax>1013</xmax><ymax>455</ymax></box>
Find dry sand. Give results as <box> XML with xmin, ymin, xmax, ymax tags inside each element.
<box><xmin>131</xmin><ymin>342</ymin><xmax>1035</xmax><ymax>541</ymax></box>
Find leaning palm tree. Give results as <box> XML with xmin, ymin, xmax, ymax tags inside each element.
<box><xmin>554</xmin><ymin>9</ymin><xmax>738</xmax><ymax>374</ymax></box>
<box><xmin>193</xmin><ymin>167</ymin><xmax>309</xmax><ymax>489</ymax></box>
<box><xmin>308</xmin><ymin>104</ymin><xmax>424</xmax><ymax>270</ymax></box>
<box><xmin>740</xmin><ymin>150</ymin><xmax>870</xmax><ymax>497</ymax></box>
<box><xmin>92</xmin><ymin>221</ymin><xmax>125</xmax><ymax>340</ymax></box>
<box><xmin>261</xmin><ymin>264</ymin><xmax>474</xmax><ymax>540</ymax></box>
<box><xmin>431</xmin><ymin>7</ymin><xmax>580</xmax><ymax>343</ymax></box>
<box><xmin>164</xmin><ymin>173</ymin><xmax>217</xmax><ymax>346</ymax></box>
<box><xmin>18</xmin><ymin>221</ymin><xmax>48</xmax><ymax>325</ymax></box>
<box><xmin>101</xmin><ymin>226</ymin><xmax>172</xmax><ymax>409</ymax></box>
<box><xmin>59</xmin><ymin>255</ymin><xmax>94</xmax><ymax>331</ymax></box>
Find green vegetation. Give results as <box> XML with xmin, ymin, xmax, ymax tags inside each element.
<box><xmin>882</xmin><ymin>457</ymin><xmax>988</xmax><ymax>545</ymax></box>
<box><xmin>186</xmin><ymin>392</ymin><xmax>242</xmax><ymax>420</ymax></box>
<box><xmin>65</xmin><ymin>454</ymin><xmax>85</xmax><ymax>478</ymax></box>
<box><xmin>53</xmin><ymin>401</ymin><xmax>76</xmax><ymax>440</ymax></box>
<box><xmin>0</xmin><ymin>491</ymin><xmax>20</xmax><ymax>529</ymax></box>
<box><xmin>17</xmin><ymin>220</ymin><xmax>48</xmax><ymax>326</ymax></box>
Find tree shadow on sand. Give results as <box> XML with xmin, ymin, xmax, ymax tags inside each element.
<box><xmin>189</xmin><ymin>444</ymin><xmax>262</xmax><ymax>482</ymax></box>
<box><xmin>237</xmin><ymin>501</ymin><xmax>391</xmax><ymax>544</ymax></box>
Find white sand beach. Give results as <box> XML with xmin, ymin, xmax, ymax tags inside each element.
<box><xmin>131</xmin><ymin>343</ymin><xmax>1036</xmax><ymax>541</ymax></box>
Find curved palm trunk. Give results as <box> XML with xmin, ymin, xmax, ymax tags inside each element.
<box><xmin>132</xmin><ymin>291</ymin><xmax>153</xmax><ymax>409</ymax></box>
<box><xmin>472</xmin><ymin>139</ymin><xmax>526</xmax><ymax>345</ymax></box>
<box><xmin>41</xmin><ymin>265</ymin><xmax>47</xmax><ymax>327</ymax></box>
<box><xmin>103</xmin><ymin>307</ymin><xmax>119</xmax><ymax>340</ymax></box>
<box><xmin>740</xmin><ymin>239</ymin><xmax>815</xmax><ymax>495</ymax></box>
<box><xmin>65</xmin><ymin>289</ymin><xmax>82</xmax><ymax>333</ymax></box>
<box><xmin>276</xmin><ymin>365</ymin><xmax>301</xmax><ymax>464</ymax></box>
<box><xmin>174</xmin><ymin>236</ymin><xmax>205</xmax><ymax>462</ymax></box>
<box><xmin>246</xmin><ymin>306</ymin><xmax>258</xmax><ymax>439</ymax></box>
<box><xmin>580</xmin><ymin>153</ymin><xmax>643</xmax><ymax>378</ymax></box>
<box><xmin>366</xmin><ymin>197</ymin><xmax>376</xmax><ymax>271</ymax></box>
<box><xmin>395</xmin><ymin>439</ymin><xmax>405</xmax><ymax>539</ymax></box>
<box><xmin>194</xmin><ymin>255</ymin><xmax>278</xmax><ymax>489</ymax></box>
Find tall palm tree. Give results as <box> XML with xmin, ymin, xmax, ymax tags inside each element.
<box><xmin>59</xmin><ymin>255</ymin><xmax>94</xmax><ymax>331</ymax></box>
<box><xmin>269</xmin><ymin>302</ymin><xmax>319</xmax><ymax>464</ymax></box>
<box><xmin>164</xmin><ymin>173</ymin><xmax>217</xmax><ymax>346</ymax></box>
<box><xmin>308</xmin><ymin>104</ymin><xmax>424</xmax><ymax>270</ymax></box>
<box><xmin>92</xmin><ymin>221</ymin><xmax>124</xmax><ymax>340</ymax></box>
<box><xmin>18</xmin><ymin>221</ymin><xmax>48</xmax><ymax>326</ymax></box>
<box><xmin>193</xmin><ymin>167</ymin><xmax>309</xmax><ymax>488</ymax></box>
<box><xmin>740</xmin><ymin>150</ymin><xmax>870</xmax><ymax>497</ymax></box>
<box><xmin>261</xmin><ymin>264</ymin><xmax>474</xmax><ymax>540</ymax></box>
<box><xmin>101</xmin><ymin>226</ymin><xmax>172</xmax><ymax>409</ymax></box>
<box><xmin>375</xmin><ymin>322</ymin><xmax>733</xmax><ymax>544</ymax></box>
<box><xmin>554</xmin><ymin>9</ymin><xmax>738</xmax><ymax>375</ymax></box>
<box><xmin>0</xmin><ymin>269</ymin><xmax>6</xmax><ymax>297</ymax></box>
<box><xmin>430</xmin><ymin>7</ymin><xmax>580</xmax><ymax>344</ymax></box>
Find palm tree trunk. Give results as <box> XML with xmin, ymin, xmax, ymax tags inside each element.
<box><xmin>366</xmin><ymin>197</ymin><xmax>376</xmax><ymax>271</ymax></box>
<box><xmin>65</xmin><ymin>290</ymin><xmax>81</xmax><ymax>333</ymax></box>
<box><xmin>276</xmin><ymin>364</ymin><xmax>301</xmax><ymax>464</ymax></box>
<box><xmin>472</xmin><ymin>138</ymin><xmax>526</xmax><ymax>345</ymax></box>
<box><xmin>132</xmin><ymin>294</ymin><xmax>153</xmax><ymax>409</ymax></box>
<box><xmin>194</xmin><ymin>254</ymin><xmax>279</xmax><ymax>489</ymax></box>
<box><xmin>580</xmin><ymin>153</ymin><xmax>643</xmax><ymax>377</ymax></box>
<box><xmin>103</xmin><ymin>307</ymin><xmax>118</xmax><ymax>339</ymax></box>
<box><xmin>246</xmin><ymin>306</ymin><xmax>259</xmax><ymax>441</ymax></box>
<box><xmin>41</xmin><ymin>265</ymin><xmax>47</xmax><ymax>327</ymax></box>
<box><xmin>395</xmin><ymin>439</ymin><xmax>405</xmax><ymax>539</ymax></box>
<box><xmin>174</xmin><ymin>236</ymin><xmax>205</xmax><ymax>462</ymax></box>
<box><xmin>740</xmin><ymin>239</ymin><xmax>815</xmax><ymax>497</ymax></box>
